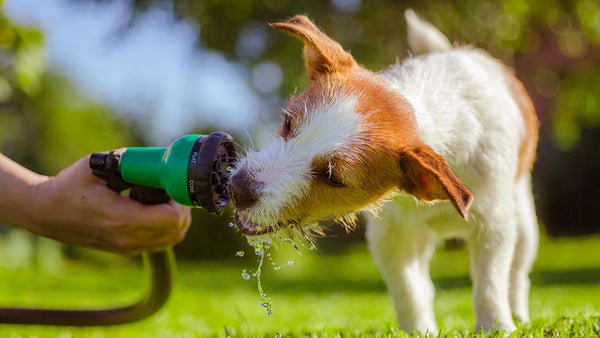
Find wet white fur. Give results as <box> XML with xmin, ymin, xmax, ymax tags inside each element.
<box><xmin>235</xmin><ymin>94</ymin><xmax>365</xmax><ymax>225</ymax></box>
<box><xmin>365</xmin><ymin>11</ymin><xmax>538</xmax><ymax>334</ymax></box>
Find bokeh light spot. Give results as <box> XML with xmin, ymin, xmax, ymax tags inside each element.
<box><xmin>236</xmin><ymin>21</ymin><xmax>268</xmax><ymax>60</ymax></box>
<box><xmin>331</xmin><ymin>0</ymin><xmax>361</xmax><ymax>13</ymax></box>
<box><xmin>251</xmin><ymin>61</ymin><xmax>283</xmax><ymax>94</ymax></box>
<box><xmin>535</xmin><ymin>68</ymin><xmax>560</xmax><ymax>98</ymax></box>
<box><xmin>559</xmin><ymin>30</ymin><xmax>587</xmax><ymax>58</ymax></box>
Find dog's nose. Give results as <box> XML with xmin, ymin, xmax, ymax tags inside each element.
<box><xmin>231</xmin><ymin>168</ymin><xmax>259</xmax><ymax>210</ymax></box>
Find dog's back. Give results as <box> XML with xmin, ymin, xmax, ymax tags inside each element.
<box><xmin>382</xmin><ymin>12</ymin><xmax>537</xmax><ymax>186</ymax></box>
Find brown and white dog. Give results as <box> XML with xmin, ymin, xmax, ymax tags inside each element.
<box><xmin>231</xmin><ymin>10</ymin><xmax>539</xmax><ymax>334</ymax></box>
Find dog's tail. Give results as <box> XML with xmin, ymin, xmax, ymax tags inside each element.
<box><xmin>405</xmin><ymin>9</ymin><xmax>451</xmax><ymax>55</ymax></box>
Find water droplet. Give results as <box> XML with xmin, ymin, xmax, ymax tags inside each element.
<box><xmin>256</xmin><ymin>250</ymin><xmax>264</xmax><ymax>256</ymax></box>
<box><xmin>235</xmin><ymin>251</ymin><xmax>245</xmax><ymax>257</ymax></box>
<box><xmin>272</xmin><ymin>259</ymin><xmax>294</xmax><ymax>271</ymax></box>
<box><xmin>228</xmin><ymin>223</ymin><xmax>234</xmax><ymax>228</ymax></box>
<box><xmin>260</xmin><ymin>302</ymin><xmax>273</xmax><ymax>316</ymax></box>
<box><xmin>241</xmin><ymin>270</ymin><xmax>251</xmax><ymax>280</ymax></box>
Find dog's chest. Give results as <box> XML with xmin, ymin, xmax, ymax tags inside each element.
<box><xmin>370</xmin><ymin>193</ymin><xmax>470</xmax><ymax>240</ymax></box>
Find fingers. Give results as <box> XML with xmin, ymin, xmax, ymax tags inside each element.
<box><xmin>122</xmin><ymin>198</ymin><xmax>191</xmax><ymax>232</ymax></box>
<box><xmin>107</xmin><ymin>228</ymin><xmax>188</xmax><ymax>256</ymax></box>
<box><xmin>103</xmin><ymin>197</ymin><xmax>192</xmax><ymax>255</ymax></box>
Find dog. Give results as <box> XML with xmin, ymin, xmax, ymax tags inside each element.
<box><xmin>231</xmin><ymin>10</ymin><xmax>539</xmax><ymax>334</ymax></box>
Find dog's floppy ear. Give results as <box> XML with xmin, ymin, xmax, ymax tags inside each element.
<box><xmin>399</xmin><ymin>145</ymin><xmax>473</xmax><ymax>220</ymax></box>
<box><xmin>269</xmin><ymin>15</ymin><xmax>357</xmax><ymax>81</ymax></box>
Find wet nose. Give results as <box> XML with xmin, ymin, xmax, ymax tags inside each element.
<box><xmin>231</xmin><ymin>168</ymin><xmax>259</xmax><ymax>210</ymax></box>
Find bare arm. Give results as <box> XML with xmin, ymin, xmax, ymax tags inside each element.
<box><xmin>0</xmin><ymin>153</ymin><xmax>46</xmax><ymax>230</ymax></box>
<box><xmin>0</xmin><ymin>153</ymin><xmax>191</xmax><ymax>255</ymax></box>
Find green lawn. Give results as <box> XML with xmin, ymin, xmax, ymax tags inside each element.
<box><xmin>0</xmin><ymin>233</ymin><xmax>599</xmax><ymax>337</ymax></box>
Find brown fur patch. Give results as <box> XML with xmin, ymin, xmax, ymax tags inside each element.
<box><xmin>269</xmin><ymin>15</ymin><xmax>358</xmax><ymax>81</ymax></box>
<box><xmin>504</xmin><ymin>69</ymin><xmax>539</xmax><ymax>178</ymax></box>
<box><xmin>399</xmin><ymin>146</ymin><xmax>473</xmax><ymax>219</ymax></box>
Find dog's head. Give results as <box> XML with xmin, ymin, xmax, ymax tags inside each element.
<box><xmin>232</xmin><ymin>15</ymin><xmax>472</xmax><ymax>236</ymax></box>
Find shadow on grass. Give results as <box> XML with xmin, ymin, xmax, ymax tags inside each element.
<box><xmin>258</xmin><ymin>268</ymin><xmax>600</xmax><ymax>294</ymax></box>
<box><xmin>530</xmin><ymin>268</ymin><xmax>600</xmax><ymax>285</ymax></box>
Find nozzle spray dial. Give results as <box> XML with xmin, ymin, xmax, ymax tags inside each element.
<box><xmin>184</xmin><ymin>132</ymin><xmax>237</xmax><ymax>213</ymax></box>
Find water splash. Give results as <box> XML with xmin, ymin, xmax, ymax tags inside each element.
<box><xmin>273</xmin><ymin>260</ymin><xmax>294</xmax><ymax>271</ymax></box>
<box><xmin>248</xmin><ymin>239</ymin><xmax>272</xmax><ymax>316</ymax></box>
<box><xmin>235</xmin><ymin>225</ymin><xmax>318</xmax><ymax>316</ymax></box>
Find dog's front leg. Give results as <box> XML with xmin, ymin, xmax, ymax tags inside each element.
<box><xmin>468</xmin><ymin>206</ymin><xmax>518</xmax><ymax>334</ymax></box>
<box><xmin>366</xmin><ymin>215</ymin><xmax>438</xmax><ymax>334</ymax></box>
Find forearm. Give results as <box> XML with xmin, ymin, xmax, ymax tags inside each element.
<box><xmin>0</xmin><ymin>153</ymin><xmax>48</xmax><ymax>231</ymax></box>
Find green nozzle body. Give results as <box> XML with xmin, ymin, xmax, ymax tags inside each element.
<box><xmin>117</xmin><ymin>133</ymin><xmax>236</xmax><ymax>213</ymax></box>
<box><xmin>120</xmin><ymin>135</ymin><xmax>198</xmax><ymax>206</ymax></box>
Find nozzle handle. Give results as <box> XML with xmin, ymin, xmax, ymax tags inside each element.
<box><xmin>90</xmin><ymin>151</ymin><xmax>131</xmax><ymax>192</ymax></box>
<box><xmin>90</xmin><ymin>151</ymin><xmax>170</xmax><ymax>205</ymax></box>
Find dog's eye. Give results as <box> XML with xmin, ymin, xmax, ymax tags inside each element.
<box><xmin>322</xmin><ymin>169</ymin><xmax>345</xmax><ymax>187</ymax></box>
<box><xmin>312</xmin><ymin>159</ymin><xmax>345</xmax><ymax>187</ymax></box>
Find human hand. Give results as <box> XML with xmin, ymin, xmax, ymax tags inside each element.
<box><xmin>29</xmin><ymin>153</ymin><xmax>191</xmax><ymax>255</ymax></box>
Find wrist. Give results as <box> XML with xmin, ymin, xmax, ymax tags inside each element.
<box><xmin>0</xmin><ymin>153</ymin><xmax>50</xmax><ymax>232</ymax></box>
<box><xmin>25</xmin><ymin>174</ymin><xmax>52</xmax><ymax>235</ymax></box>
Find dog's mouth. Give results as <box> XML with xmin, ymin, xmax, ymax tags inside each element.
<box><xmin>234</xmin><ymin>211</ymin><xmax>299</xmax><ymax>236</ymax></box>
<box><xmin>234</xmin><ymin>212</ymin><xmax>275</xmax><ymax>236</ymax></box>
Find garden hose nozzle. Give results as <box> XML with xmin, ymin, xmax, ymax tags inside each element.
<box><xmin>90</xmin><ymin>132</ymin><xmax>237</xmax><ymax>214</ymax></box>
<box><xmin>0</xmin><ymin>132</ymin><xmax>237</xmax><ymax>326</ymax></box>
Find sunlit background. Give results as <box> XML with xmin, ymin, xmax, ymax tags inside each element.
<box><xmin>0</xmin><ymin>0</ymin><xmax>599</xmax><ymax>335</ymax></box>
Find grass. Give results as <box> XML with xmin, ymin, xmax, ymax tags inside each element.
<box><xmin>0</xmin><ymin>232</ymin><xmax>599</xmax><ymax>337</ymax></box>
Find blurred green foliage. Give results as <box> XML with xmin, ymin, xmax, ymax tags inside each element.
<box><xmin>0</xmin><ymin>9</ymin><xmax>139</xmax><ymax>175</ymax></box>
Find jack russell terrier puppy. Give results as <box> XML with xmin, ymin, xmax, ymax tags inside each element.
<box><xmin>231</xmin><ymin>10</ymin><xmax>539</xmax><ymax>334</ymax></box>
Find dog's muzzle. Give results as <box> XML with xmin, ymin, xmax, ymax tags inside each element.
<box><xmin>231</xmin><ymin>168</ymin><xmax>259</xmax><ymax>210</ymax></box>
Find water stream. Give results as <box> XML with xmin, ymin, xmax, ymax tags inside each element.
<box><xmin>236</xmin><ymin>228</ymin><xmax>317</xmax><ymax>316</ymax></box>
